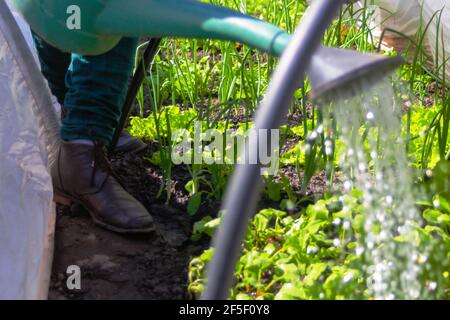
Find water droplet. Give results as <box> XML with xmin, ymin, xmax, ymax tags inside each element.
<box><xmin>376</xmin><ymin>213</ymin><xmax>385</xmax><ymax>223</ymax></box>
<box><xmin>417</xmin><ymin>255</ymin><xmax>428</xmax><ymax>264</ymax></box>
<box><xmin>428</xmin><ymin>282</ymin><xmax>437</xmax><ymax>291</ymax></box>
<box><xmin>385</xmin><ymin>195</ymin><xmax>393</xmax><ymax>204</ymax></box>
<box><xmin>433</xmin><ymin>199</ymin><xmax>440</xmax><ymax>208</ymax></box>
<box><xmin>343</xmin><ymin>273</ymin><xmax>353</xmax><ymax>283</ymax></box>
<box><xmin>343</xmin><ymin>180</ymin><xmax>352</xmax><ymax>191</ymax></box>
<box><xmin>386</xmin><ymin>293</ymin><xmax>395</xmax><ymax>300</ymax></box>
<box><xmin>304</xmin><ymin>143</ymin><xmax>311</xmax><ymax>154</ymax></box>
<box><xmin>306</xmin><ymin>246</ymin><xmax>318</xmax><ymax>254</ymax></box>
<box><xmin>343</xmin><ymin>220</ymin><xmax>351</xmax><ymax>230</ymax></box>
<box><xmin>408</xmin><ymin>288</ymin><xmax>420</xmax><ymax>299</ymax></box>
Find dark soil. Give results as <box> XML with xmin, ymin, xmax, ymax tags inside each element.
<box><xmin>48</xmin><ymin>146</ymin><xmax>215</xmax><ymax>300</ymax></box>
<box><xmin>48</xmin><ymin>140</ymin><xmax>329</xmax><ymax>300</ymax></box>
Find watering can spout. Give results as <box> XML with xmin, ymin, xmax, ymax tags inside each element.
<box><xmin>95</xmin><ymin>0</ymin><xmax>290</xmax><ymax>57</ymax></box>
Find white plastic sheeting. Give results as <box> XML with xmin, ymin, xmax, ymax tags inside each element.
<box><xmin>419</xmin><ymin>1</ymin><xmax>450</xmax><ymax>78</ymax></box>
<box><xmin>361</xmin><ymin>0</ymin><xmax>450</xmax><ymax>79</ymax></box>
<box><xmin>5</xmin><ymin>0</ymin><xmax>37</xmax><ymax>61</ymax></box>
<box><xmin>307</xmin><ymin>1</ymin><xmax>450</xmax><ymax>79</ymax></box>
<box><xmin>373</xmin><ymin>0</ymin><xmax>422</xmax><ymax>36</ymax></box>
<box><xmin>0</xmin><ymin>0</ymin><xmax>60</xmax><ymax>299</ymax></box>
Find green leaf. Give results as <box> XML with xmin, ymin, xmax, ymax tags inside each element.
<box><xmin>352</xmin><ymin>214</ymin><xmax>365</xmax><ymax>232</ymax></box>
<box><xmin>434</xmin><ymin>193</ymin><xmax>450</xmax><ymax>214</ymax></box>
<box><xmin>423</xmin><ymin>209</ymin><xmax>450</xmax><ymax>226</ymax></box>
<box><xmin>235</xmin><ymin>293</ymin><xmax>253</xmax><ymax>300</ymax></box>
<box><xmin>423</xmin><ymin>160</ymin><xmax>450</xmax><ymax>195</ymax></box>
<box><xmin>303</xmin><ymin>263</ymin><xmax>328</xmax><ymax>286</ymax></box>
<box><xmin>191</xmin><ymin>216</ymin><xmax>221</xmax><ymax>241</ymax></box>
<box><xmin>191</xmin><ymin>216</ymin><xmax>214</xmax><ymax>241</ymax></box>
<box><xmin>326</xmin><ymin>200</ymin><xmax>343</xmax><ymax>213</ymax></box>
<box><xmin>264</xmin><ymin>243</ymin><xmax>277</xmax><ymax>255</ymax></box>
<box><xmin>242</xmin><ymin>251</ymin><xmax>273</xmax><ymax>275</ymax></box>
<box><xmin>267</xmin><ymin>181</ymin><xmax>282</xmax><ymax>202</ymax></box>
<box><xmin>306</xmin><ymin>201</ymin><xmax>329</xmax><ymax>221</ymax></box>
<box><xmin>187</xmin><ymin>192</ymin><xmax>202</xmax><ymax>216</ymax></box>
<box><xmin>275</xmin><ymin>282</ymin><xmax>307</xmax><ymax>300</ymax></box>
<box><xmin>274</xmin><ymin>263</ymin><xmax>300</xmax><ymax>283</ymax></box>
<box><xmin>185</xmin><ymin>180</ymin><xmax>194</xmax><ymax>193</ymax></box>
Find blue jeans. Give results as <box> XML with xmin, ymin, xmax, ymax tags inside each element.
<box><xmin>32</xmin><ymin>32</ymin><xmax>139</xmax><ymax>145</ymax></box>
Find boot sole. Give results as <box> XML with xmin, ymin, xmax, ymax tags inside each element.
<box><xmin>54</xmin><ymin>190</ymin><xmax>155</xmax><ymax>235</ymax></box>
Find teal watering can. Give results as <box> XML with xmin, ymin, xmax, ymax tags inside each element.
<box><xmin>13</xmin><ymin>0</ymin><xmax>403</xmax><ymax>100</ymax></box>
<box><xmin>12</xmin><ymin>0</ymin><xmax>291</xmax><ymax>56</ymax></box>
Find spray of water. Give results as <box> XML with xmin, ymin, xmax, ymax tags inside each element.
<box><xmin>317</xmin><ymin>78</ymin><xmax>424</xmax><ymax>299</ymax></box>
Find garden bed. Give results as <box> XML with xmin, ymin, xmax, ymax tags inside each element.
<box><xmin>47</xmin><ymin>145</ymin><xmax>331</xmax><ymax>300</ymax></box>
<box><xmin>47</xmin><ymin>0</ymin><xmax>450</xmax><ymax>300</ymax></box>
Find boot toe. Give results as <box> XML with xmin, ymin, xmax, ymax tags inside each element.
<box><xmin>114</xmin><ymin>132</ymin><xmax>147</xmax><ymax>154</ymax></box>
<box><xmin>127</xmin><ymin>215</ymin><xmax>155</xmax><ymax>230</ymax></box>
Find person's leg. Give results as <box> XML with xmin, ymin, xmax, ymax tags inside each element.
<box><xmin>32</xmin><ymin>34</ymin><xmax>154</xmax><ymax>234</ymax></box>
<box><xmin>32</xmin><ymin>32</ymin><xmax>146</xmax><ymax>152</ymax></box>
<box><xmin>31</xmin><ymin>31</ymin><xmax>70</xmax><ymax>106</ymax></box>
<box><xmin>62</xmin><ymin>37</ymin><xmax>139</xmax><ymax>145</ymax></box>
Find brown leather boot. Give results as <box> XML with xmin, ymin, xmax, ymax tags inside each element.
<box><xmin>52</xmin><ymin>141</ymin><xmax>155</xmax><ymax>234</ymax></box>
